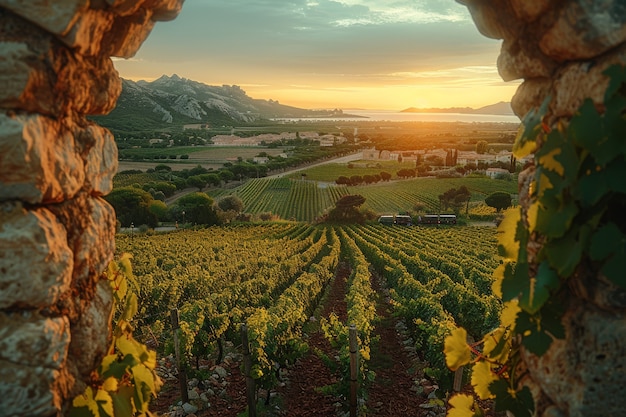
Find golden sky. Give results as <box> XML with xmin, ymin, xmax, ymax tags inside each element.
<box><xmin>114</xmin><ymin>1</ymin><xmax>521</xmax><ymax>110</ymax></box>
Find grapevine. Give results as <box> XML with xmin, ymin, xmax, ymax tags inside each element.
<box><xmin>444</xmin><ymin>65</ymin><xmax>626</xmax><ymax>416</ymax></box>
<box><xmin>69</xmin><ymin>254</ymin><xmax>160</xmax><ymax>417</ymax></box>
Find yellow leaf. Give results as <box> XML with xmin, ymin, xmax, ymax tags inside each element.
<box><xmin>500</xmin><ymin>301</ymin><xmax>520</xmax><ymax>330</ymax></box>
<box><xmin>444</xmin><ymin>327</ymin><xmax>471</xmax><ymax>371</ymax></box>
<box><xmin>536</xmin><ymin>173</ymin><xmax>554</xmax><ymax>199</ymax></box>
<box><xmin>538</xmin><ymin>148</ymin><xmax>564</xmax><ymax>176</ymax></box>
<box><xmin>527</xmin><ymin>201</ymin><xmax>541</xmax><ymax>233</ymax></box>
<box><xmin>102</xmin><ymin>377</ymin><xmax>118</xmax><ymax>392</ymax></box>
<box><xmin>483</xmin><ymin>328</ymin><xmax>508</xmax><ymax>363</ymax></box>
<box><xmin>471</xmin><ymin>361</ymin><xmax>497</xmax><ymax>400</ymax></box>
<box><xmin>492</xmin><ymin>264</ymin><xmax>506</xmax><ymax>298</ymax></box>
<box><xmin>497</xmin><ymin>208</ymin><xmax>521</xmax><ymax>260</ymax></box>
<box><xmin>95</xmin><ymin>389</ymin><xmax>114</xmax><ymax>417</ymax></box>
<box><xmin>72</xmin><ymin>387</ymin><xmax>98</xmax><ymax>417</ymax></box>
<box><xmin>448</xmin><ymin>394</ymin><xmax>476</xmax><ymax>417</ymax></box>
<box><xmin>512</xmin><ymin>124</ymin><xmax>538</xmax><ymax>159</ymax></box>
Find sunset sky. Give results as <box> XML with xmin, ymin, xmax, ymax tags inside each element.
<box><xmin>114</xmin><ymin>0</ymin><xmax>521</xmax><ymax>111</ymax></box>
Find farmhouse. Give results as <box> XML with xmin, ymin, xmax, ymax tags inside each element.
<box><xmin>485</xmin><ymin>168</ymin><xmax>510</xmax><ymax>178</ymax></box>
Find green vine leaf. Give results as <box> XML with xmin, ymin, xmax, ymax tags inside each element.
<box><xmin>518</xmin><ymin>262</ymin><xmax>560</xmax><ymax>314</ymax></box>
<box><xmin>528</xmin><ymin>196</ymin><xmax>578</xmax><ymax>239</ymax></box>
<box><xmin>513</xmin><ymin>96</ymin><xmax>550</xmax><ymax>159</ymax></box>
<box><xmin>516</xmin><ymin>312</ymin><xmax>552</xmax><ymax>356</ymax></box>
<box><xmin>603</xmin><ymin>65</ymin><xmax>626</xmax><ymax>100</ymax></box>
<box><xmin>489</xmin><ymin>381</ymin><xmax>534</xmax><ymax>417</ymax></box>
<box><xmin>497</xmin><ymin>209</ymin><xmax>523</xmax><ymax>259</ymax></box>
<box><xmin>590</xmin><ymin>223</ymin><xmax>626</xmax><ymax>287</ymax></box>
<box><xmin>500</xmin><ymin>261</ymin><xmax>528</xmax><ymax>303</ymax></box>
<box><xmin>543</xmin><ymin>225</ymin><xmax>587</xmax><ymax>278</ymax></box>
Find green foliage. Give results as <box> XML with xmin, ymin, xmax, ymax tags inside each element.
<box><xmin>174</xmin><ymin>192</ymin><xmax>218</xmax><ymax>225</ymax></box>
<box><xmin>484</xmin><ymin>192</ymin><xmax>512</xmax><ymax>212</ymax></box>
<box><xmin>217</xmin><ymin>195</ymin><xmax>244</xmax><ymax>213</ymax></box>
<box><xmin>439</xmin><ymin>186</ymin><xmax>471</xmax><ymax>214</ymax></box>
<box><xmin>69</xmin><ymin>254</ymin><xmax>160</xmax><ymax>417</ymax></box>
<box><xmin>444</xmin><ymin>65</ymin><xmax>626</xmax><ymax>417</ymax></box>
<box><xmin>326</xmin><ymin>194</ymin><xmax>367</xmax><ymax>223</ymax></box>
<box><xmin>475</xmin><ymin>140</ymin><xmax>488</xmax><ymax>154</ymax></box>
<box><xmin>104</xmin><ymin>187</ymin><xmax>158</xmax><ymax>228</ymax></box>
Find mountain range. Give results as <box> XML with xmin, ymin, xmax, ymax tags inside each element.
<box><xmin>90</xmin><ymin>74</ymin><xmax>515</xmax><ymax>133</ymax></box>
<box><xmin>400</xmin><ymin>101</ymin><xmax>514</xmax><ymax>115</ymax></box>
<box><xmin>90</xmin><ymin>74</ymin><xmax>332</xmax><ymax>133</ymax></box>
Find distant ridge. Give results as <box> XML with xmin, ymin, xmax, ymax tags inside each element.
<box><xmin>90</xmin><ymin>74</ymin><xmax>343</xmax><ymax>133</ymax></box>
<box><xmin>401</xmin><ymin>101</ymin><xmax>514</xmax><ymax>116</ymax></box>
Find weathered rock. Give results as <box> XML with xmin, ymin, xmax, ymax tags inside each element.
<box><xmin>0</xmin><ymin>113</ymin><xmax>84</xmax><ymax>204</ymax></box>
<box><xmin>0</xmin><ymin>205</ymin><xmax>73</xmax><ymax>309</ymax></box>
<box><xmin>0</xmin><ymin>0</ymin><xmax>183</xmax><ymax>415</ymax></box>
<box><xmin>80</xmin><ymin>123</ymin><xmax>118</xmax><ymax>196</ymax></box>
<box><xmin>540</xmin><ymin>1</ymin><xmax>626</xmax><ymax>61</ymax></box>
<box><xmin>457</xmin><ymin>2</ymin><xmax>626</xmax><ymax>417</ymax></box>
<box><xmin>0</xmin><ymin>312</ymin><xmax>70</xmax><ymax>368</ymax></box>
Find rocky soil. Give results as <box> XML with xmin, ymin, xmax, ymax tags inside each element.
<box><xmin>150</xmin><ymin>263</ymin><xmax>491</xmax><ymax>417</ymax></box>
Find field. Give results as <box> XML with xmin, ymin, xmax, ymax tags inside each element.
<box><xmin>227</xmin><ymin>175</ymin><xmax>517</xmax><ymax>222</ymax></box>
<box><xmin>118</xmin><ymin>223</ymin><xmax>501</xmax><ymax>416</ymax></box>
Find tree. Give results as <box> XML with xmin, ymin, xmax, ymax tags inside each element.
<box><xmin>349</xmin><ymin>175</ymin><xmax>363</xmax><ymax>185</ymax></box>
<box><xmin>380</xmin><ymin>171</ymin><xmax>392</xmax><ymax>181</ymax></box>
<box><xmin>439</xmin><ymin>186</ymin><xmax>471</xmax><ymax>214</ymax></box>
<box><xmin>476</xmin><ymin>140</ymin><xmax>489</xmax><ymax>154</ymax></box>
<box><xmin>326</xmin><ymin>194</ymin><xmax>367</xmax><ymax>223</ymax></box>
<box><xmin>174</xmin><ymin>192</ymin><xmax>218</xmax><ymax>225</ymax></box>
<box><xmin>149</xmin><ymin>200</ymin><xmax>170</xmax><ymax>222</ymax></box>
<box><xmin>219</xmin><ymin>170</ymin><xmax>235</xmax><ymax>183</ymax></box>
<box><xmin>187</xmin><ymin>175</ymin><xmax>208</xmax><ymax>191</ymax></box>
<box><xmin>217</xmin><ymin>195</ymin><xmax>244</xmax><ymax>213</ymax></box>
<box><xmin>485</xmin><ymin>191</ymin><xmax>512</xmax><ymax>212</ymax></box>
<box><xmin>104</xmin><ymin>187</ymin><xmax>158</xmax><ymax>227</ymax></box>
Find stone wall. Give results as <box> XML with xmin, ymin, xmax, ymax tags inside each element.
<box><xmin>458</xmin><ymin>1</ymin><xmax>626</xmax><ymax>416</ymax></box>
<box><xmin>0</xmin><ymin>1</ymin><xmax>183</xmax><ymax>416</ymax></box>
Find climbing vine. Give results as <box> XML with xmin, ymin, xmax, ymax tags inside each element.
<box><xmin>444</xmin><ymin>64</ymin><xmax>626</xmax><ymax>416</ymax></box>
<box><xmin>69</xmin><ymin>254</ymin><xmax>161</xmax><ymax>417</ymax></box>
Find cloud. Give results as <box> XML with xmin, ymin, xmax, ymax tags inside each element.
<box><xmin>117</xmin><ymin>0</ymin><xmax>512</xmax><ymax>108</ymax></box>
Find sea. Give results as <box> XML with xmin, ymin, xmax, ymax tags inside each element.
<box><xmin>274</xmin><ymin>109</ymin><xmax>521</xmax><ymax>124</ymax></box>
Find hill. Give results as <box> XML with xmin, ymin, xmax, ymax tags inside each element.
<box><xmin>90</xmin><ymin>74</ymin><xmax>337</xmax><ymax>133</ymax></box>
<box><xmin>400</xmin><ymin>101</ymin><xmax>514</xmax><ymax>115</ymax></box>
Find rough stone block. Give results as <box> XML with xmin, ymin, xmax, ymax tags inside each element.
<box><xmin>103</xmin><ymin>7</ymin><xmax>155</xmax><ymax>58</ymax></box>
<box><xmin>0</xmin><ymin>12</ymin><xmax>121</xmax><ymax>116</ymax></box>
<box><xmin>0</xmin><ymin>41</ymin><xmax>35</xmax><ymax>111</ymax></box>
<box><xmin>509</xmin><ymin>0</ymin><xmax>551</xmax><ymax>22</ymax></box>
<box><xmin>0</xmin><ymin>361</ymin><xmax>63</xmax><ymax>417</ymax></box>
<box><xmin>48</xmin><ymin>194</ymin><xmax>116</xmax><ymax>285</ymax></box>
<box><xmin>0</xmin><ymin>312</ymin><xmax>70</xmax><ymax>369</ymax></box>
<box><xmin>0</xmin><ymin>204</ymin><xmax>73</xmax><ymax>309</ymax></box>
<box><xmin>523</xmin><ymin>302</ymin><xmax>626</xmax><ymax>417</ymax></box>
<box><xmin>540</xmin><ymin>1</ymin><xmax>626</xmax><ymax>61</ymax></box>
<box><xmin>80</xmin><ymin>123</ymin><xmax>118</xmax><ymax>196</ymax></box>
<box><xmin>462</xmin><ymin>0</ymin><xmax>521</xmax><ymax>40</ymax></box>
<box><xmin>0</xmin><ymin>0</ymin><xmax>89</xmax><ymax>37</ymax></box>
<box><xmin>510</xmin><ymin>77</ymin><xmax>552</xmax><ymax>119</ymax></box>
<box><xmin>0</xmin><ymin>113</ymin><xmax>84</xmax><ymax>204</ymax></box>
<box><xmin>498</xmin><ymin>38</ymin><xmax>556</xmax><ymax>81</ymax></box>
<box><xmin>60</xmin><ymin>8</ymin><xmax>114</xmax><ymax>56</ymax></box>
<box><xmin>152</xmin><ymin>0</ymin><xmax>185</xmax><ymax>21</ymax></box>
<box><xmin>69</xmin><ymin>280</ymin><xmax>113</xmax><ymax>380</ymax></box>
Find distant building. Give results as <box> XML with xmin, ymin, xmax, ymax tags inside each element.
<box><xmin>253</xmin><ymin>156</ymin><xmax>269</xmax><ymax>164</ymax></box>
<box><xmin>486</xmin><ymin>168</ymin><xmax>510</xmax><ymax>178</ymax></box>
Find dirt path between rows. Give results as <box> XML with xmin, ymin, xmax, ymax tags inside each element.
<box><xmin>151</xmin><ymin>262</ymin><xmax>448</xmax><ymax>417</ymax></box>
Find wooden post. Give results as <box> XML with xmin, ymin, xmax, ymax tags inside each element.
<box><xmin>453</xmin><ymin>367</ymin><xmax>464</xmax><ymax>392</ymax></box>
<box><xmin>349</xmin><ymin>324</ymin><xmax>358</xmax><ymax>417</ymax></box>
<box><xmin>170</xmin><ymin>309</ymin><xmax>188</xmax><ymax>403</ymax></box>
<box><xmin>241</xmin><ymin>322</ymin><xmax>256</xmax><ymax>417</ymax></box>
